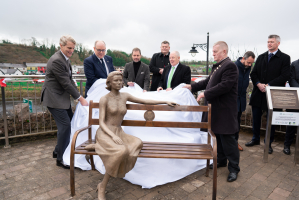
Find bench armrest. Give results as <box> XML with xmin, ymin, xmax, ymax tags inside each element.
<box><xmin>70</xmin><ymin>125</ymin><xmax>92</xmax><ymax>152</ymax></box>
<box><xmin>208</xmin><ymin>129</ymin><xmax>217</xmax><ymax>158</ymax></box>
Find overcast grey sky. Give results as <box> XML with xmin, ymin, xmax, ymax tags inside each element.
<box><xmin>1</xmin><ymin>0</ymin><xmax>299</xmax><ymax>62</ymax></box>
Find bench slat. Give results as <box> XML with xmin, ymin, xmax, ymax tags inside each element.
<box><xmin>138</xmin><ymin>153</ymin><xmax>213</xmax><ymax>159</ymax></box>
<box><xmin>140</xmin><ymin>149</ymin><xmax>213</xmax><ymax>155</ymax></box>
<box><xmin>121</xmin><ymin>120</ymin><xmax>208</xmax><ymax>128</ymax></box>
<box><xmin>90</xmin><ymin>103</ymin><xmax>209</xmax><ymax>112</ymax></box>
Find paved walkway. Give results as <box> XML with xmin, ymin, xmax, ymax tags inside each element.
<box><xmin>1</xmin><ymin>130</ymin><xmax>299</xmax><ymax>200</ymax></box>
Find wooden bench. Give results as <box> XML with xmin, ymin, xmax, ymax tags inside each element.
<box><xmin>70</xmin><ymin>100</ymin><xmax>217</xmax><ymax>199</ymax></box>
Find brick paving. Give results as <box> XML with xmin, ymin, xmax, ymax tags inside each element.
<box><xmin>1</xmin><ymin>130</ymin><xmax>299</xmax><ymax>200</ymax></box>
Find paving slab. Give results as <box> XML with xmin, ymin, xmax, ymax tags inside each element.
<box><xmin>1</xmin><ymin>129</ymin><xmax>299</xmax><ymax>199</ymax></box>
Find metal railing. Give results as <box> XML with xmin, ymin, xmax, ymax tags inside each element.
<box><xmin>0</xmin><ymin>75</ymin><xmax>86</xmax><ymax>148</ymax></box>
<box><xmin>0</xmin><ymin>74</ymin><xmax>286</xmax><ymax>148</ymax></box>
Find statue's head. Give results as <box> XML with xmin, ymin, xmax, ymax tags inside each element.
<box><xmin>106</xmin><ymin>71</ymin><xmax>123</xmax><ymax>91</ymax></box>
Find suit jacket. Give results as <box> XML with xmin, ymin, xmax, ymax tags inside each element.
<box><xmin>191</xmin><ymin>57</ymin><xmax>239</xmax><ymax>135</ymax></box>
<box><xmin>123</xmin><ymin>61</ymin><xmax>150</xmax><ymax>90</ymax></box>
<box><xmin>41</xmin><ymin>51</ymin><xmax>80</xmax><ymax>109</ymax></box>
<box><xmin>250</xmin><ymin>49</ymin><xmax>290</xmax><ymax>110</ymax></box>
<box><xmin>158</xmin><ymin>63</ymin><xmax>191</xmax><ymax>89</ymax></box>
<box><xmin>84</xmin><ymin>54</ymin><xmax>115</xmax><ymax>96</ymax></box>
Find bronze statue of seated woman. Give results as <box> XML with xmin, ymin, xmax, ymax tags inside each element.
<box><xmin>85</xmin><ymin>71</ymin><xmax>176</xmax><ymax>200</ymax></box>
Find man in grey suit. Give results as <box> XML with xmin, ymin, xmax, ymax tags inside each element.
<box><xmin>41</xmin><ymin>35</ymin><xmax>88</xmax><ymax>168</ymax></box>
<box><xmin>123</xmin><ymin>48</ymin><xmax>150</xmax><ymax>92</ymax></box>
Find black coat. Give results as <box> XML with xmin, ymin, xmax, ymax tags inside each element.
<box><xmin>191</xmin><ymin>57</ymin><xmax>238</xmax><ymax>135</ymax></box>
<box><xmin>235</xmin><ymin>57</ymin><xmax>251</xmax><ymax>112</ymax></box>
<box><xmin>158</xmin><ymin>63</ymin><xmax>191</xmax><ymax>89</ymax></box>
<box><xmin>249</xmin><ymin>49</ymin><xmax>290</xmax><ymax>110</ymax></box>
<box><xmin>149</xmin><ymin>52</ymin><xmax>170</xmax><ymax>91</ymax></box>
<box><xmin>289</xmin><ymin>59</ymin><xmax>299</xmax><ymax>87</ymax></box>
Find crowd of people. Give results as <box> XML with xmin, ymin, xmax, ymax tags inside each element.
<box><xmin>40</xmin><ymin>34</ymin><xmax>297</xmax><ymax>187</ymax></box>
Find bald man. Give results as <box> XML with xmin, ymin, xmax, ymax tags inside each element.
<box><xmin>157</xmin><ymin>51</ymin><xmax>191</xmax><ymax>91</ymax></box>
<box><xmin>84</xmin><ymin>40</ymin><xmax>115</xmax><ymax>96</ymax></box>
<box><xmin>184</xmin><ymin>41</ymin><xmax>240</xmax><ymax>182</ymax></box>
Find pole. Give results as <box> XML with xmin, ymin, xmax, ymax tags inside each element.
<box><xmin>1</xmin><ymin>87</ymin><xmax>10</xmax><ymax>148</ymax></box>
<box><xmin>206</xmin><ymin>32</ymin><xmax>209</xmax><ymax>75</ymax></box>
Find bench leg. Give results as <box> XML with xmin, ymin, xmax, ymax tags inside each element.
<box><xmin>212</xmin><ymin>157</ymin><xmax>217</xmax><ymax>200</ymax></box>
<box><xmin>206</xmin><ymin>159</ymin><xmax>210</xmax><ymax>177</ymax></box>
<box><xmin>70</xmin><ymin>151</ymin><xmax>75</xmax><ymax>196</ymax></box>
<box><xmin>90</xmin><ymin>155</ymin><xmax>95</xmax><ymax>170</ymax></box>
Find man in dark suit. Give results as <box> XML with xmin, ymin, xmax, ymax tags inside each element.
<box><xmin>84</xmin><ymin>40</ymin><xmax>115</xmax><ymax>96</ymax></box>
<box><xmin>235</xmin><ymin>51</ymin><xmax>255</xmax><ymax>151</ymax></box>
<box><xmin>245</xmin><ymin>35</ymin><xmax>290</xmax><ymax>154</ymax></box>
<box><xmin>149</xmin><ymin>41</ymin><xmax>170</xmax><ymax>91</ymax></box>
<box><xmin>157</xmin><ymin>51</ymin><xmax>191</xmax><ymax>91</ymax></box>
<box><xmin>184</xmin><ymin>41</ymin><xmax>240</xmax><ymax>182</ymax></box>
<box><xmin>123</xmin><ymin>48</ymin><xmax>150</xmax><ymax>92</ymax></box>
<box><xmin>41</xmin><ymin>35</ymin><xmax>88</xmax><ymax>168</ymax></box>
<box><xmin>284</xmin><ymin>59</ymin><xmax>299</xmax><ymax>155</ymax></box>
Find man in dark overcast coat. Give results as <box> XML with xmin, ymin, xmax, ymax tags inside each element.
<box><xmin>246</xmin><ymin>35</ymin><xmax>290</xmax><ymax>154</ymax></box>
<box><xmin>235</xmin><ymin>51</ymin><xmax>255</xmax><ymax>151</ymax></box>
<box><xmin>184</xmin><ymin>41</ymin><xmax>240</xmax><ymax>182</ymax></box>
<box><xmin>149</xmin><ymin>41</ymin><xmax>170</xmax><ymax>91</ymax></box>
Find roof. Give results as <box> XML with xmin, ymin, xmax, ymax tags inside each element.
<box><xmin>0</xmin><ymin>68</ymin><xmax>22</xmax><ymax>74</ymax></box>
<box><xmin>26</xmin><ymin>63</ymin><xmax>47</xmax><ymax>67</ymax></box>
<box><xmin>0</xmin><ymin>63</ymin><xmax>26</xmax><ymax>68</ymax></box>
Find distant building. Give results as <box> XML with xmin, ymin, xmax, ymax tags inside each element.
<box><xmin>72</xmin><ymin>65</ymin><xmax>84</xmax><ymax>74</ymax></box>
<box><xmin>0</xmin><ymin>68</ymin><xmax>23</xmax><ymax>75</ymax></box>
<box><xmin>26</xmin><ymin>63</ymin><xmax>47</xmax><ymax>74</ymax></box>
<box><xmin>0</xmin><ymin>63</ymin><xmax>27</xmax><ymax>73</ymax></box>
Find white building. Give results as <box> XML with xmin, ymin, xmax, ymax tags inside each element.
<box><xmin>0</xmin><ymin>63</ymin><xmax>27</xmax><ymax>73</ymax></box>
<box><xmin>0</xmin><ymin>69</ymin><xmax>23</xmax><ymax>75</ymax></box>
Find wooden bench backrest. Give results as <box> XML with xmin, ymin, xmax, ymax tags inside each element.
<box><xmin>88</xmin><ymin>100</ymin><xmax>211</xmax><ymax>130</ymax></box>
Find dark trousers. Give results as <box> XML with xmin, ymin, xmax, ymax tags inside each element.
<box><xmin>285</xmin><ymin>126</ymin><xmax>296</xmax><ymax>147</ymax></box>
<box><xmin>251</xmin><ymin>106</ymin><xmax>275</xmax><ymax>144</ymax></box>
<box><xmin>216</xmin><ymin>134</ymin><xmax>240</xmax><ymax>173</ymax></box>
<box><xmin>48</xmin><ymin>106</ymin><xmax>73</xmax><ymax>162</ymax></box>
<box><xmin>235</xmin><ymin>111</ymin><xmax>242</xmax><ymax>141</ymax></box>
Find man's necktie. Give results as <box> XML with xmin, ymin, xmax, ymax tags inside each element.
<box><xmin>100</xmin><ymin>58</ymin><xmax>108</xmax><ymax>75</ymax></box>
<box><xmin>67</xmin><ymin>60</ymin><xmax>72</xmax><ymax>77</ymax></box>
<box><xmin>268</xmin><ymin>53</ymin><xmax>273</xmax><ymax>62</ymax></box>
<box><xmin>167</xmin><ymin>66</ymin><xmax>175</xmax><ymax>89</ymax></box>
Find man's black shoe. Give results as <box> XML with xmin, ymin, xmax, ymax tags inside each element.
<box><xmin>53</xmin><ymin>151</ymin><xmax>57</xmax><ymax>158</ymax></box>
<box><xmin>283</xmin><ymin>146</ymin><xmax>291</xmax><ymax>155</ymax></box>
<box><xmin>245</xmin><ymin>140</ymin><xmax>260</xmax><ymax>147</ymax></box>
<box><xmin>268</xmin><ymin>146</ymin><xmax>273</xmax><ymax>154</ymax></box>
<box><xmin>56</xmin><ymin>160</ymin><xmax>70</xmax><ymax>169</ymax></box>
<box><xmin>209</xmin><ymin>163</ymin><xmax>227</xmax><ymax>169</ymax></box>
<box><xmin>227</xmin><ymin>172</ymin><xmax>238</xmax><ymax>182</ymax></box>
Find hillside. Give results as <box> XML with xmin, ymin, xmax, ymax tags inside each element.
<box><xmin>0</xmin><ymin>43</ymin><xmax>48</xmax><ymax>63</ymax></box>
<box><xmin>0</xmin><ymin>43</ymin><xmax>151</xmax><ymax>66</ymax></box>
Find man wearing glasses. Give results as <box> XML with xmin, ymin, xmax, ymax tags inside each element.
<box><xmin>84</xmin><ymin>40</ymin><xmax>115</xmax><ymax>96</ymax></box>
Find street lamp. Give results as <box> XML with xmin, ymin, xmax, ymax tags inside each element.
<box><xmin>189</xmin><ymin>32</ymin><xmax>209</xmax><ymax>75</ymax></box>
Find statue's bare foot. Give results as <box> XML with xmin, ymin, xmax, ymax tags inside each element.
<box><xmin>96</xmin><ymin>182</ymin><xmax>106</xmax><ymax>200</ymax></box>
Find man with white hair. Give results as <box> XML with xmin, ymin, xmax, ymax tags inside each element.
<box><xmin>41</xmin><ymin>35</ymin><xmax>88</xmax><ymax>168</ymax></box>
<box><xmin>84</xmin><ymin>40</ymin><xmax>115</xmax><ymax>96</ymax></box>
<box><xmin>183</xmin><ymin>41</ymin><xmax>240</xmax><ymax>182</ymax></box>
<box><xmin>157</xmin><ymin>51</ymin><xmax>191</xmax><ymax>91</ymax></box>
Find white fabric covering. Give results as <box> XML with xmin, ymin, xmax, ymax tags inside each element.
<box><xmin>63</xmin><ymin>79</ymin><xmax>210</xmax><ymax>188</ymax></box>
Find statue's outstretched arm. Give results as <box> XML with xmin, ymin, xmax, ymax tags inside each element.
<box><xmin>125</xmin><ymin>93</ymin><xmax>177</xmax><ymax>107</ymax></box>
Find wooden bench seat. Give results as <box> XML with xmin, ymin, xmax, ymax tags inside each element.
<box><xmin>70</xmin><ymin>100</ymin><xmax>217</xmax><ymax>200</ymax></box>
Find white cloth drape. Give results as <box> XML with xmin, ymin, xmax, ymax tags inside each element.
<box><xmin>63</xmin><ymin>79</ymin><xmax>210</xmax><ymax>188</ymax></box>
